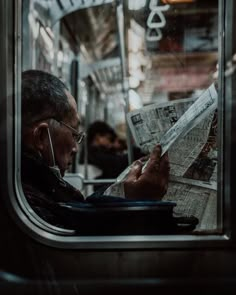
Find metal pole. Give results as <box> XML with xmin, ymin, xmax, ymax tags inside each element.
<box><xmin>116</xmin><ymin>0</ymin><xmax>134</xmax><ymax>164</ymax></box>
<box><xmin>52</xmin><ymin>21</ymin><xmax>60</xmax><ymax>76</ymax></box>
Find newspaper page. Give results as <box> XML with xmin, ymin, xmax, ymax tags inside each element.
<box><xmin>168</xmin><ymin>112</ymin><xmax>215</xmax><ymax>176</ymax></box>
<box><xmin>127</xmin><ymin>84</ymin><xmax>217</xmax><ymax>155</ymax></box>
<box><xmin>116</xmin><ymin>83</ymin><xmax>217</xmax><ymax>182</ymax></box>
<box><xmin>104</xmin><ymin>84</ymin><xmax>218</xmax><ymax>231</ymax></box>
<box><xmin>163</xmin><ymin>176</ymin><xmax>217</xmax><ymax>231</ymax></box>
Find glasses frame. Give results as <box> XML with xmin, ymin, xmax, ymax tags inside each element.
<box><xmin>31</xmin><ymin>117</ymin><xmax>85</xmax><ymax>144</ymax></box>
<box><xmin>56</xmin><ymin>120</ymin><xmax>85</xmax><ymax>144</ymax></box>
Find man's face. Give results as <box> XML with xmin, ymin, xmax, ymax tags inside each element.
<box><xmin>51</xmin><ymin>91</ymin><xmax>81</xmax><ymax>176</ymax></box>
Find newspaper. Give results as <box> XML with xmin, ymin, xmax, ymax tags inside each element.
<box><xmin>116</xmin><ymin>83</ymin><xmax>217</xmax><ymax>181</ymax></box>
<box><xmin>104</xmin><ymin>84</ymin><xmax>218</xmax><ymax>231</ymax></box>
<box><xmin>105</xmin><ymin>84</ymin><xmax>217</xmax><ymax>231</ymax></box>
<box><xmin>163</xmin><ymin>176</ymin><xmax>217</xmax><ymax>231</ymax></box>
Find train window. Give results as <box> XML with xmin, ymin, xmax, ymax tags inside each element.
<box><xmin>7</xmin><ymin>0</ymin><xmax>235</xmax><ymax>246</ymax></box>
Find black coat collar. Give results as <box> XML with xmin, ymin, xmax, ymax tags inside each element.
<box><xmin>21</xmin><ymin>150</ymin><xmax>84</xmax><ymax>203</ymax></box>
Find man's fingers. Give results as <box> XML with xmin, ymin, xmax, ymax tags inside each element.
<box><xmin>149</xmin><ymin>144</ymin><xmax>162</xmax><ymax>161</ymax></box>
<box><xmin>125</xmin><ymin>160</ymin><xmax>143</xmax><ymax>182</ymax></box>
<box><xmin>159</xmin><ymin>152</ymin><xmax>170</xmax><ymax>176</ymax></box>
<box><xmin>144</xmin><ymin>144</ymin><xmax>162</xmax><ymax>174</ymax></box>
<box><xmin>124</xmin><ymin>145</ymin><xmax>170</xmax><ymax>200</ymax></box>
<box><xmin>138</xmin><ymin>155</ymin><xmax>149</xmax><ymax>162</ymax></box>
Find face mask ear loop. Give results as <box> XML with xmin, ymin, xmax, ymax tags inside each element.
<box><xmin>47</xmin><ymin>127</ymin><xmax>56</xmax><ymax>167</ymax></box>
<box><xmin>46</xmin><ymin>127</ymin><xmax>62</xmax><ymax>179</ymax></box>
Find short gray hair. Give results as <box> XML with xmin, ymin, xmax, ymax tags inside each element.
<box><xmin>22</xmin><ymin>70</ymin><xmax>72</xmax><ymax>127</ymax></box>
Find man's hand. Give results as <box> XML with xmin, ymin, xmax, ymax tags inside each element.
<box><xmin>124</xmin><ymin>144</ymin><xmax>170</xmax><ymax>200</ymax></box>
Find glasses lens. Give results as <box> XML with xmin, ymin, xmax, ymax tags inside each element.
<box><xmin>59</xmin><ymin>120</ymin><xmax>84</xmax><ymax>144</ymax></box>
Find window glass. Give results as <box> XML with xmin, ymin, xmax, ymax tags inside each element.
<box><xmin>21</xmin><ymin>0</ymin><xmax>219</xmax><ymax>235</ymax></box>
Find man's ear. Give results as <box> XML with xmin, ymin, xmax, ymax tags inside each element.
<box><xmin>32</xmin><ymin>122</ymin><xmax>49</xmax><ymax>153</ymax></box>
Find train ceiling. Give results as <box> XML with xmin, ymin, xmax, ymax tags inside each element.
<box><xmin>33</xmin><ymin>0</ymin><xmax>218</xmax><ymax>103</ymax></box>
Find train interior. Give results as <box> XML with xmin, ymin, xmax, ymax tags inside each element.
<box><xmin>21</xmin><ymin>0</ymin><xmax>220</xmax><ymax>234</ymax></box>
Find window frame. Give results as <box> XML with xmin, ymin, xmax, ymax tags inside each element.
<box><xmin>1</xmin><ymin>0</ymin><xmax>236</xmax><ymax>249</ymax></box>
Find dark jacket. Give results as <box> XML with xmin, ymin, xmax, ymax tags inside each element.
<box><xmin>21</xmin><ymin>151</ymin><xmax>125</xmax><ymax>229</ymax></box>
<box><xmin>21</xmin><ymin>151</ymin><xmax>86</xmax><ymax>228</ymax></box>
<box><xmin>21</xmin><ymin>152</ymin><xmax>195</xmax><ymax>235</ymax></box>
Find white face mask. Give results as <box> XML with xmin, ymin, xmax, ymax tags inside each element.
<box><xmin>46</xmin><ymin>127</ymin><xmax>62</xmax><ymax>178</ymax></box>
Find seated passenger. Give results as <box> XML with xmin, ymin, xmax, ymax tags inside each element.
<box><xmin>21</xmin><ymin>70</ymin><xmax>170</xmax><ymax>228</ymax></box>
<box><xmin>79</xmin><ymin>120</ymin><xmax>145</xmax><ymax>191</ymax></box>
<box><xmin>112</xmin><ymin>136</ymin><xmax>128</xmax><ymax>154</ymax></box>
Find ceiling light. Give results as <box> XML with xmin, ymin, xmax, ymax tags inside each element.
<box><xmin>40</xmin><ymin>27</ymin><xmax>53</xmax><ymax>50</ymax></box>
<box><xmin>129</xmin><ymin>76</ymin><xmax>140</xmax><ymax>89</ymax></box>
<box><xmin>128</xmin><ymin>0</ymin><xmax>146</xmax><ymax>11</ymax></box>
<box><xmin>129</xmin><ymin>89</ymin><xmax>143</xmax><ymax>109</ymax></box>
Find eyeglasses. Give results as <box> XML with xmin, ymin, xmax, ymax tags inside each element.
<box><xmin>34</xmin><ymin>117</ymin><xmax>85</xmax><ymax>144</ymax></box>
<box><xmin>58</xmin><ymin>120</ymin><xmax>85</xmax><ymax>144</ymax></box>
